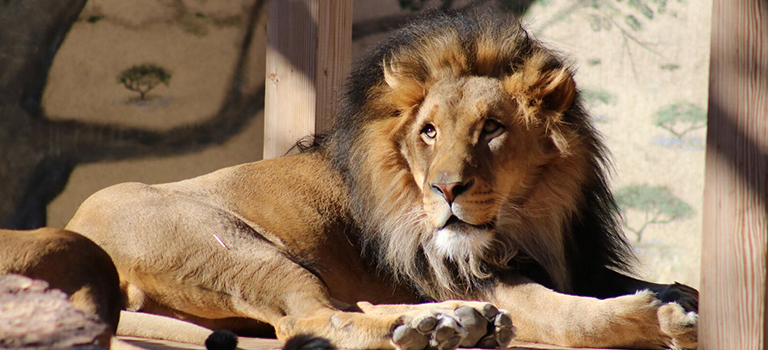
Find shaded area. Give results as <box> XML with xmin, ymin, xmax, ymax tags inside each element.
<box><xmin>351</xmin><ymin>0</ymin><xmax>529</xmax><ymax>40</ymax></box>
<box><xmin>706</xmin><ymin>101</ymin><xmax>768</xmax><ymax>206</ymax></box>
<box><xmin>0</xmin><ymin>0</ymin><xmax>540</xmax><ymax>229</ymax></box>
<box><xmin>0</xmin><ymin>0</ymin><xmax>267</xmax><ymax>229</ymax></box>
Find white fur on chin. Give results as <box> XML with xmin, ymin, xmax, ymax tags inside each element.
<box><xmin>434</xmin><ymin>226</ymin><xmax>493</xmax><ymax>261</ymax></box>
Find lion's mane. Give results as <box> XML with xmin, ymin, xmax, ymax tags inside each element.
<box><xmin>319</xmin><ymin>14</ymin><xmax>634</xmax><ymax>300</ymax></box>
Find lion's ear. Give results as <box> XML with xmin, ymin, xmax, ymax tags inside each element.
<box><xmin>383</xmin><ymin>60</ymin><xmax>426</xmax><ymax>110</ymax></box>
<box><xmin>383</xmin><ymin>60</ymin><xmax>403</xmax><ymax>90</ymax></box>
<box><xmin>536</xmin><ymin>68</ymin><xmax>576</xmax><ymax>155</ymax></box>
<box><xmin>539</xmin><ymin>67</ymin><xmax>576</xmax><ymax>115</ymax></box>
<box><xmin>503</xmin><ymin>53</ymin><xmax>578</xmax><ymax>155</ymax></box>
<box><xmin>503</xmin><ymin>53</ymin><xmax>576</xmax><ymax>116</ymax></box>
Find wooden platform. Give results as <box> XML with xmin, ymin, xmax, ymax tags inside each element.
<box><xmin>119</xmin><ymin>336</ymin><xmax>620</xmax><ymax>350</ymax></box>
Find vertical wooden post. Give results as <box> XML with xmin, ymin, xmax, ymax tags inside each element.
<box><xmin>700</xmin><ymin>0</ymin><xmax>768</xmax><ymax>348</ymax></box>
<box><xmin>263</xmin><ymin>0</ymin><xmax>353</xmax><ymax>159</ymax></box>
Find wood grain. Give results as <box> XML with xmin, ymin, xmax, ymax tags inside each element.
<box><xmin>118</xmin><ymin>336</ymin><xmax>623</xmax><ymax>350</ymax></box>
<box><xmin>263</xmin><ymin>0</ymin><xmax>352</xmax><ymax>159</ymax></box>
<box><xmin>701</xmin><ymin>0</ymin><xmax>768</xmax><ymax>349</ymax></box>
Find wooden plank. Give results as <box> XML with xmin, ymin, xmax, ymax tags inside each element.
<box><xmin>263</xmin><ymin>0</ymin><xmax>353</xmax><ymax>159</ymax></box>
<box><xmin>118</xmin><ymin>336</ymin><xmax>623</xmax><ymax>350</ymax></box>
<box><xmin>700</xmin><ymin>0</ymin><xmax>768</xmax><ymax>349</ymax></box>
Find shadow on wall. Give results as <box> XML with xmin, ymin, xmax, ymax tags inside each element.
<box><xmin>0</xmin><ymin>0</ymin><xmax>268</xmax><ymax>229</ymax></box>
<box><xmin>0</xmin><ymin>0</ymin><xmax>533</xmax><ymax>230</ymax></box>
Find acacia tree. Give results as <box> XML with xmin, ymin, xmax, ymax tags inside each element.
<box><xmin>0</xmin><ymin>0</ymin><xmax>535</xmax><ymax>229</ymax></box>
<box><xmin>615</xmin><ymin>184</ymin><xmax>693</xmax><ymax>242</ymax></box>
<box><xmin>118</xmin><ymin>64</ymin><xmax>172</xmax><ymax>100</ymax></box>
<box><xmin>0</xmin><ymin>0</ymin><xmax>267</xmax><ymax>229</ymax></box>
<box><xmin>654</xmin><ymin>102</ymin><xmax>707</xmax><ymax>139</ymax></box>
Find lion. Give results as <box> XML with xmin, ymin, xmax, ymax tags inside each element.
<box><xmin>0</xmin><ymin>228</ymin><xmax>122</xmax><ymax>333</ymax></box>
<box><xmin>0</xmin><ymin>228</ymin><xmax>120</xmax><ymax>348</ymax></box>
<box><xmin>66</xmin><ymin>14</ymin><xmax>698</xmax><ymax>350</ymax></box>
<box><xmin>0</xmin><ymin>228</ymin><xmax>231</xmax><ymax>350</ymax></box>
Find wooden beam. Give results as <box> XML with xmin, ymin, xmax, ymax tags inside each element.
<box><xmin>700</xmin><ymin>0</ymin><xmax>768</xmax><ymax>348</ymax></box>
<box><xmin>263</xmin><ymin>0</ymin><xmax>353</xmax><ymax>159</ymax></box>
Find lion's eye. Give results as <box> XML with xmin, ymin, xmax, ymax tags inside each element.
<box><xmin>421</xmin><ymin>124</ymin><xmax>437</xmax><ymax>140</ymax></box>
<box><xmin>482</xmin><ymin>120</ymin><xmax>504</xmax><ymax>137</ymax></box>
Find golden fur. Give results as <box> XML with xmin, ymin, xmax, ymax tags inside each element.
<box><xmin>332</xmin><ymin>19</ymin><xmax>617</xmax><ymax>301</ymax></box>
<box><xmin>0</xmin><ymin>228</ymin><xmax>126</xmax><ymax>349</ymax></box>
<box><xmin>0</xmin><ymin>228</ymin><xmax>122</xmax><ymax>333</ymax></box>
<box><xmin>66</xmin><ymin>14</ymin><xmax>698</xmax><ymax>350</ymax></box>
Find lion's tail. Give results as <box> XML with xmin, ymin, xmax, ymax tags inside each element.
<box><xmin>115</xmin><ymin>311</ymin><xmax>238</xmax><ymax>350</ymax></box>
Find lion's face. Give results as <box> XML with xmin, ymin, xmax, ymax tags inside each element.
<box><xmin>399</xmin><ymin>76</ymin><xmax>555</xmax><ymax>259</ymax></box>
<box><xmin>337</xmin><ymin>23</ymin><xmax>605</xmax><ymax>297</ymax></box>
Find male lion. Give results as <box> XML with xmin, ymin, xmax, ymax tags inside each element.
<box><xmin>67</xmin><ymin>14</ymin><xmax>698</xmax><ymax>350</ymax></box>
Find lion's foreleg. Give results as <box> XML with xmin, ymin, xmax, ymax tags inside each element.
<box><xmin>485</xmin><ymin>276</ymin><xmax>697</xmax><ymax>349</ymax></box>
<box><xmin>276</xmin><ymin>299</ymin><xmax>516</xmax><ymax>350</ymax></box>
<box><xmin>588</xmin><ymin>270</ymin><xmax>699</xmax><ymax>313</ymax></box>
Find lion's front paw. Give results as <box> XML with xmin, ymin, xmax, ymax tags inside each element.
<box><xmin>392</xmin><ymin>311</ymin><xmax>466</xmax><ymax>350</ymax></box>
<box><xmin>658</xmin><ymin>302</ymin><xmax>697</xmax><ymax>350</ymax></box>
<box><xmin>655</xmin><ymin>282</ymin><xmax>699</xmax><ymax>313</ymax></box>
<box><xmin>453</xmin><ymin>303</ymin><xmax>514</xmax><ymax>348</ymax></box>
<box><xmin>606</xmin><ymin>290</ymin><xmax>697</xmax><ymax>349</ymax></box>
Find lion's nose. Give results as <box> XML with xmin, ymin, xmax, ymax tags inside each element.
<box><xmin>431</xmin><ymin>179</ymin><xmax>474</xmax><ymax>204</ymax></box>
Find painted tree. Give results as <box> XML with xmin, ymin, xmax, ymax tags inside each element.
<box><xmin>582</xmin><ymin>88</ymin><xmax>617</xmax><ymax>107</ymax></box>
<box><xmin>118</xmin><ymin>64</ymin><xmax>172</xmax><ymax>101</ymax></box>
<box><xmin>615</xmin><ymin>184</ymin><xmax>693</xmax><ymax>242</ymax></box>
<box><xmin>654</xmin><ymin>102</ymin><xmax>707</xmax><ymax>139</ymax></box>
<box><xmin>0</xmin><ymin>0</ymin><xmax>267</xmax><ymax>229</ymax></box>
<box><xmin>0</xmin><ymin>0</ymin><xmax>535</xmax><ymax>229</ymax></box>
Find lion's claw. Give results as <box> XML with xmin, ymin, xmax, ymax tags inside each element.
<box><xmin>393</xmin><ymin>312</ymin><xmax>466</xmax><ymax>350</ymax></box>
<box><xmin>455</xmin><ymin>306</ymin><xmax>489</xmax><ymax>347</ymax></box>
<box><xmin>415</xmin><ymin>315</ymin><xmax>438</xmax><ymax>333</ymax></box>
<box><xmin>390</xmin><ymin>302</ymin><xmax>514</xmax><ymax>350</ymax></box>
<box><xmin>452</xmin><ymin>303</ymin><xmax>514</xmax><ymax>348</ymax></box>
<box><xmin>393</xmin><ymin>322</ymin><xmax>430</xmax><ymax>350</ymax></box>
<box><xmin>478</xmin><ymin>303</ymin><xmax>500</xmax><ymax>320</ymax></box>
<box><xmin>432</xmin><ymin>314</ymin><xmax>466</xmax><ymax>349</ymax></box>
<box><xmin>476</xmin><ymin>309</ymin><xmax>515</xmax><ymax>348</ymax></box>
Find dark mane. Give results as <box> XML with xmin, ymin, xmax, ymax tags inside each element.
<box><xmin>321</xmin><ymin>13</ymin><xmax>634</xmax><ymax>298</ymax></box>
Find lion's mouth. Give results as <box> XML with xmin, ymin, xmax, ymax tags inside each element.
<box><xmin>441</xmin><ymin>215</ymin><xmax>494</xmax><ymax>231</ymax></box>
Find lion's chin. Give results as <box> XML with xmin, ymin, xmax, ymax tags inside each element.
<box><xmin>433</xmin><ymin>222</ymin><xmax>494</xmax><ymax>261</ymax></box>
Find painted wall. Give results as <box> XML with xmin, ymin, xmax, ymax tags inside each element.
<box><xmin>6</xmin><ymin>0</ymin><xmax>709</xmax><ymax>288</ymax></box>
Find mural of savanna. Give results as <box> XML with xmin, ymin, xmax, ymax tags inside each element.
<box><xmin>0</xmin><ymin>0</ymin><xmax>710</xmax><ymax>289</ymax></box>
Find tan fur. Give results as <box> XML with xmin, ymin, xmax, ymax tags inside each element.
<box><xmin>369</xmin><ymin>42</ymin><xmax>587</xmax><ymax>297</ymax></box>
<box><xmin>65</xmin><ymin>17</ymin><xmax>696</xmax><ymax>350</ymax></box>
<box><xmin>0</xmin><ymin>228</ymin><xmax>134</xmax><ymax>349</ymax></box>
<box><xmin>0</xmin><ymin>228</ymin><xmax>122</xmax><ymax>332</ymax></box>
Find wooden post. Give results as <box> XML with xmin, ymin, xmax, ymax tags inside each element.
<box><xmin>263</xmin><ymin>0</ymin><xmax>353</xmax><ymax>159</ymax></box>
<box><xmin>700</xmin><ymin>0</ymin><xmax>768</xmax><ymax>348</ymax></box>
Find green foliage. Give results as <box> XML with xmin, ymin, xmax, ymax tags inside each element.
<box><xmin>616</xmin><ymin>184</ymin><xmax>693</xmax><ymax>242</ymax></box>
<box><xmin>660</xmin><ymin>63</ymin><xmax>680</xmax><ymax>71</ymax></box>
<box><xmin>117</xmin><ymin>64</ymin><xmax>172</xmax><ymax>101</ymax></box>
<box><xmin>587</xmin><ymin>58</ymin><xmax>602</xmax><ymax>66</ymax></box>
<box><xmin>624</xmin><ymin>14</ymin><xmax>642</xmax><ymax>30</ymax></box>
<box><xmin>499</xmin><ymin>0</ymin><xmax>538</xmax><ymax>14</ymax></box>
<box><xmin>582</xmin><ymin>88</ymin><xmax>616</xmax><ymax>106</ymax></box>
<box><xmin>86</xmin><ymin>15</ymin><xmax>105</xmax><ymax>24</ymax></box>
<box><xmin>397</xmin><ymin>0</ymin><xmax>429</xmax><ymax>11</ymax></box>
<box><xmin>654</xmin><ymin>102</ymin><xmax>707</xmax><ymax>139</ymax></box>
<box><xmin>628</xmin><ymin>0</ymin><xmax>654</xmax><ymax>19</ymax></box>
<box><xmin>574</xmin><ymin>0</ymin><xmax>671</xmax><ymax>33</ymax></box>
